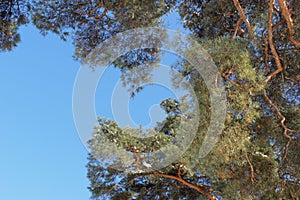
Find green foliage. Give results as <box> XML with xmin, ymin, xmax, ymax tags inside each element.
<box><xmin>85</xmin><ymin>0</ymin><xmax>300</xmax><ymax>198</ymax></box>
<box><xmin>31</xmin><ymin>0</ymin><xmax>176</xmax><ymax>60</ymax></box>
<box><xmin>0</xmin><ymin>0</ymin><xmax>31</xmax><ymax>51</ymax></box>
<box><xmin>1</xmin><ymin>0</ymin><xmax>299</xmax><ymax>199</ymax></box>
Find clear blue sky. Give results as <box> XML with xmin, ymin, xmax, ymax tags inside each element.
<box><xmin>0</xmin><ymin>11</ymin><xmax>186</xmax><ymax>200</ymax></box>
<box><xmin>0</xmin><ymin>25</ymin><xmax>90</xmax><ymax>199</ymax></box>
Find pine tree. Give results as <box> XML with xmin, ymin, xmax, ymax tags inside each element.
<box><xmin>4</xmin><ymin>0</ymin><xmax>299</xmax><ymax>199</ymax></box>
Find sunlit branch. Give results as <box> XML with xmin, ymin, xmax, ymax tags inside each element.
<box><xmin>277</xmin><ymin>0</ymin><xmax>300</xmax><ymax>47</ymax></box>
<box><xmin>265</xmin><ymin>0</ymin><xmax>283</xmax><ymax>83</ymax></box>
<box><xmin>152</xmin><ymin>170</ymin><xmax>217</xmax><ymax>200</ymax></box>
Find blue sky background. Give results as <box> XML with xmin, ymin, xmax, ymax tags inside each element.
<box><xmin>0</xmin><ymin>11</ymin><xmax>186</xmax><ymax>200</ymax></box>
<box><xmin>0</xmin><ymin>25</ymin><xmax>90</xmax><ymax>199</ymax></box>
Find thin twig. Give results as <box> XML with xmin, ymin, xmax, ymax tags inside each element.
<box><xmin>262</xmin><ymin>30</ymin><xmax>270</xmax><ymax>72</ymax></box>
<box><xmin>233</xmin><ymin>18</ymin><xmax>243</xmax><ymax>38</ymax></box>
<box><xmin>222</xmin><ymin>71</ymin><xmax>261</xmax><ymax>92</ymax></box>
<box><xmin>244</xmin><ymin>151</ymin><xmax>255</xmax><ymax>183</ymax></box>
<box><xmin>263</xmin><ymin>90</ymin><xmax>293</xmax><ymax>163</ymax></box>
<box><xmin>177</xmin><ymin>165</ymin><xmax>182</xmax><ymax>179</ymax></box>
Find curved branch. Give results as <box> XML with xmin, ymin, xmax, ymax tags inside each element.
<box><xmin>265</xmin><ymin>0</ymin><xmax>283</xmax><ymax>83</ymax></box>
<box><xmin>277</xmin><ymin>0</ymin><xmax>300</xmax><ymax>47</ymax></box>
<box><xmin>152</xmin><ymin>170</ymin><xmax>218</xmax><ymax>200</ymax></box>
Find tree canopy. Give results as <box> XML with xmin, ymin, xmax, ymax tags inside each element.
<box><xmin>1</xmin><ymin>0</ymin><xmax>299</xmax><ymax>199</ymax></box>
<box><xmin>0</xmin><ymin>0</ymin><xmax>30</xmax><ymax>51</ymax></box>
<box><xmin>84</xmin><ymin>1</ymin><xmax>300</xmax><ymax>199</ymax></box>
